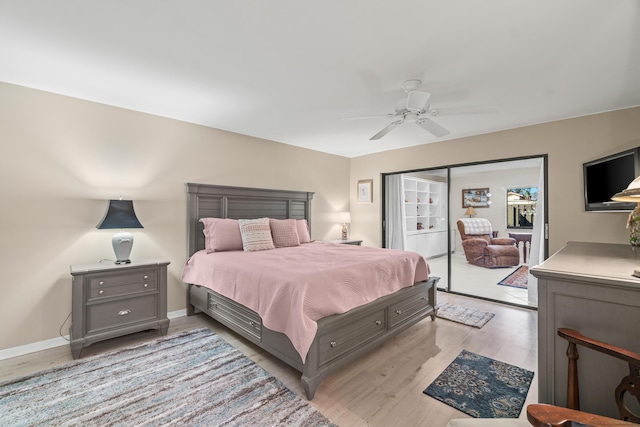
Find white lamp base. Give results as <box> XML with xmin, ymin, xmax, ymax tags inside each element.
<box><xmin>112</xmin><ymin>231</ymin><xmax>134</xmax><ymax>264</ymax></box>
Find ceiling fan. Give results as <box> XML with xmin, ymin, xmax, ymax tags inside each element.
<box><xmin>345</xmin><ymin>79</ymin><xmax>451</xmax><ymax>140</ymax></box>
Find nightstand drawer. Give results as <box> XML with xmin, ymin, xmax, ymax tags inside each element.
<box><xmin>87</xmin><ymin>269</ymin><xmax>157</xmax><ymax>300</ymax></box>
<box><xmin>88</xmin><ymin>269</ymin><xmax>157</xmax><ymax>289</ymax></box>
<box><xmin>88</xmin><ymin>281</ymin><xmax>156</xmax><ymax>300</ymax></box>
<box><xmin>86</xmin><ymin>294</ymin><xmax>158</xmax><ymax>334</ymax></box>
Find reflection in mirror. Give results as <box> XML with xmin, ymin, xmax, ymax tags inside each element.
<box><xmin>507</xmin><ymin>187</ymin><xmax>538</xmax><ymax>229</ymax></box>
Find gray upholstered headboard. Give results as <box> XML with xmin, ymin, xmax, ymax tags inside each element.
<box><xmin>186</xmin><ymin>183</ymin><xmax>314</xmax><ymax>256</ymax></box>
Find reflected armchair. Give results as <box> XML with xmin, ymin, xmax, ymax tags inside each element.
<box><xmin>457</xmin><ymin>218</ymin><xmax>520</xmax><ymax>268</ymax></box>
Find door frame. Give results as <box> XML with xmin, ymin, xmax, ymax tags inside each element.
<box><xmin>382</xmin><ymin>154</ymin><xmax>548</xmax><ymax>308</ymax></box>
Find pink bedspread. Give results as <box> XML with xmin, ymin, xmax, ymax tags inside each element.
<box><xmin>181</xmin><ymin>241</ymin><xmax>429</xmax><ymax>361</ymax></box>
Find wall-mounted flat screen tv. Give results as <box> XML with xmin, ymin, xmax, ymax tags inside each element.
<box><xmin>583</xmin><ymin>148</ymin><xmax>640</xmax><ymax>211</ymax></box>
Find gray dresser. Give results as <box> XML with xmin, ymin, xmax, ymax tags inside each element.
<box><xmin>530</xmin><ymin>241</ymin><xmax>640</xmax><ymax>418</ymax></box>
<box><xmin>70</xmin><ymin>259</ymin><xmax>170</xmax><ymax>358</ymax></box>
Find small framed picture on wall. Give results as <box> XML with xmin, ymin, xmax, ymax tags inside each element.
<box><xmin>358</xmin><ymin>179</ymin><xmax>373</xmax><ymax>203</ymax></box>
<box><xmin>462</xmin><ymin>188</ymin><xmax>490</xmax><ymax>208</ymax></box>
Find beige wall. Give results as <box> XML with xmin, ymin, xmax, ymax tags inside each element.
<box><xmin>0</xmin><ymin>82</ymin><xmax>350</xmax><ymax>350</ymax></box>
<box><xmin>349</xmin><ymin>107</ymin><xmax>640</xmax><ymax>255</ymax></box>
<box><xmin>3</xmin><ymin>79</ymin><xmax>639</xmax><ymax>352</ymax></box>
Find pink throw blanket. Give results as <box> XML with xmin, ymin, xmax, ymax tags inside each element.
<box><xmin>181</xmin><ymin>241</ymin><xmax>429</xmax><ymax>361</ymax></box>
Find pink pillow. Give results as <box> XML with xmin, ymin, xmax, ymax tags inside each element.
<box><xmin>296</xmin><ymin>219</ymin><xmax>311</xmax><ymax>243</ymax></box>
<box><xmin>238</xmin><ymin>218</ymin><xmax>275</xmax><ymax>252</ymax></box>
<box><xmin>269</xmin><ymin>218</ymin><xmax>300</xmax><ymax>248</ymax></box>
<box><xmin>200</xmin><ymin>218</ymin><xmax>243</xmax><ymax>253</ymax></box>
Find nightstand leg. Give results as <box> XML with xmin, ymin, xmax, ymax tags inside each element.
<box><xmin>70</xmin><ymin>343</ymin><xmax>83</xmax><ymax>359</ymax></box>
<box><xmin>159</xmin><ymin>319</ymin><xmax>170</xmax><ymax>336</ymax></box>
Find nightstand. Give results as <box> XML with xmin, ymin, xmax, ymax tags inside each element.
<box><xmin>325</xmin><ymin>239</ymin><xmax>363</xmax><ymax>246</ymax></box>
<box><xmin>69</xmin><ymin>259</ymin><xmax>170</xmax><ymax>359</ymax></box>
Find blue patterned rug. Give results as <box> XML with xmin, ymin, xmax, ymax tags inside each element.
<box><xmin>0</xmin><ymin>328</ymin><xmax>335</xmax><ymax>426</ymax></box>
<box><xmin>423</xmin><ymin>350</ymin><xmax>534</xmax><ymax>418</ymax></box>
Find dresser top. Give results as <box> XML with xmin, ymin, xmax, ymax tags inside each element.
<box><xmin>70</xmin><ymin>259</ymin><xmax>170</xmax><ymax>275</ymax></box>
<box><xmin>530</xmin><ymin>241</ymin><xmax>640</xmax><ymax>287</ymax></box>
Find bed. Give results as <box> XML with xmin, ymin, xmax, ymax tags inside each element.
<box><xmin>182</xmin><ymin>183</ymin><xmax>439</xmax><ymax>399</ymax></box>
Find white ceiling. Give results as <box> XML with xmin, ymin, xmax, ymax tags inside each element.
<box><xmin>1</xmin><ymin>1</ymin><xmax>638</xmax><ymax>158</ymax></box>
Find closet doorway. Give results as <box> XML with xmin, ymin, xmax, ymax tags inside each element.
<box><xmin>383</xmin><ymin>155</ymin><xmax>547</xmax><ymax>308</ymax></box>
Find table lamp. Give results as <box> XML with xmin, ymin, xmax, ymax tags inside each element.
<box><xmin>465</xmin><ymin>206</ymin><xmax>477</xmax><ymax>218</ymax></box>
<box><xmin>612</xmin><ymin>177</ymin><xmax>640</xmax><ymax>277</ymax></box>
<box><xmin>611</xmin><ymin>176</ymin><xmax>640</xmax><ymax>246</ymax></box>
<box><xmin>336</xmin><ymin>212</ymin><xmax>351</xmax><ymax>240</ymax></box>
<box><xmin>96</xmin><ymin>199</ymin><xmax>144</xmax><ymax>264</ymax></box>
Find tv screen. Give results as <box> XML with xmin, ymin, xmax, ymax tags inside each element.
<box><xmin>583</xmin><ymin>149</ymin><xmax>639</xmax><ymax>211</ymax></box>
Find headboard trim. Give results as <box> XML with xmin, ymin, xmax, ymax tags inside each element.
<box><xmin>186</xmin><ymin>183</ymin><xmax>314</xmax><ymax>257</ymax></box>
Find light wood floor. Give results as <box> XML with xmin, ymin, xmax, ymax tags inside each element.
<box><xmin>0</xmin><ymin>291</ymin><xmax>538</xmax><ymax>427</ymax></box>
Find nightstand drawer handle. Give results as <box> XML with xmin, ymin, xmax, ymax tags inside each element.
<box><xmin>375</xmin><ymin>320</ymin><xmax>382</xmax><ymax>325</ymax></box>
<box><xmin>249</xmin><ymin>321</ymin><xmax>256</xmax><ymax>327</ymax></box>
<box><xmin>99</xmin><ymin>281</ymin><xmax>105</xmax><ymax>286</ymax></box>
<box><xmin>143</xmin><ymin>283</ymin><xmax>148</xmax><ymax>288</ymax></box>
<box><xmin>118</xmin><ymin>309</ymin><xmax>131</xmax><ymax>316</ymax></box>
<box><xmin>330</xmin><ymin>341</ymin><xmax>337</xmax><ymax>348</ymax></box>
<box><xmin>143</xmin><ymin>275</ymin><xmax>149</xmax><ymax>279</ymax></box>
<box><xmin>395</xmin><ymin>310</ymin><xmax>403</xmax><ymax>315</ymax></box>
<box><xmin>99</xmin><ymin>290</ymin><xmax>104</xmax><ymax>295</ymax></box>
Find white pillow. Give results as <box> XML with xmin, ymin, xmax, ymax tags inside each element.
<box><xmin>238</xmin><ymin>218</ymin><xmax>275</xmax><ymax>252</ymax></box>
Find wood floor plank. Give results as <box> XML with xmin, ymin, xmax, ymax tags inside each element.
<box><xmin>0</xmin><ymin>291</ymin><xmax>538</xmax><ymax>426</ymax></box>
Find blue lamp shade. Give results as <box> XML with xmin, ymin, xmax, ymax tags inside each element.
<box><xmin>96</xmin><ymin>200</ymin><xmax>143</xmax><ymax>264</ymax></box>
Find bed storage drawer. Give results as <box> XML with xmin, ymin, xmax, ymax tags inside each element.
<box><xmin>389</xmin><ymin>288</ymin><xmax>431</xmax><ymax>328</ymax></box>
<box><xmin>207</xmin><ymin>292</ymin><xmax>262</xmax><ymax>342</ymax></box>
<box><xmin>318</xmin><ymin>308</ymin><xmax>387</xmax><ymax>366</ymax></box>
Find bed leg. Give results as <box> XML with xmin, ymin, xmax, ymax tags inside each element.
<box><xmin>430</xmin><ymin>276</ymin><xmax>439</xmax><ymax>321</ymax></box>
<box><xmin>186</xmin><ymin>283</ymin><xmax>196</xmax><ymax>316</ymax></box>
<box><xmin>301</xmin><ymin>375</ymin><xmax>319</xmax><ymax>400</ymax></box>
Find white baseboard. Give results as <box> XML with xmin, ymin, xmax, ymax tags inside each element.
<box><xmin>0</xmin><ymin>309</ymin><xmax>187</xmax><ymax>361</ymax></box>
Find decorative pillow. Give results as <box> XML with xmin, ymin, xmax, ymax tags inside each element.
<box><xmin>269</xmin><ymin>218</ymin><xmax>300</xmax><ymax>248</ymax></box>
<box><xmin>238</xmin><ymin>218</ymin><xmax>275</xmax><ymax>252</ymax></box>
<box><xmin>296</xmin><ymin>219</ymin><xmax>311</xmax><ymax>243</ymax></box>
<box><xmin>200</xmin><ymin>218</ymin><xmax>243</xmax><ymax>253</ymax></box>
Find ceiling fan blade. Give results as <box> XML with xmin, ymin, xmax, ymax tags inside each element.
<box><xmin>406</xmin><ymin>91</ymin><xmax>431</xmax><ymax>112</ymax></box>
<box><xmin>435</xmin><ymin>105</ymin><xmax>499</xmax><ymax>116</ymax></box>
<box><xmin>416</xmin><ymin>118</ymin><xmax>450</xmax><ymax>138</ymax></box>
<box><xmin>370</xmin><ymin>120</ymin><xmax>403</xmax><ymax>140</ymax></box>
<box><xmin>339</xmin><ymin>113</ymin><xmax>396</xmax><ymax>120</ymax></box>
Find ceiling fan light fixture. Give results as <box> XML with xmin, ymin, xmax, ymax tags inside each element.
<box><xmin>406</xmin><ymin>91</ymin><xmax>431</xmax><ymax>112</ymax></box>
<box><xmin>401</xmin><ymin>79</ymin><xmax>422</xmax><ymax>92</ymax></box>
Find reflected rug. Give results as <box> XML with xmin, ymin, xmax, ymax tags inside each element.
<box><xmin>423</xmin><ymin>350</ymin><xmax>534</xmax><ymax>418</ymax></box>
<box><xmin>498</xmin><ymin>265</ymin><xmax>529</xmax><ymax>289</ymax></box>
<box><xmin>436</xmin><ymin>303</ymin><xmax>495</xmax><ymax>328</ymax></box>
<box><xmin>0</xmin><ymin>328</ymin><xmax>335</xmax><ymax>427</ymax></box>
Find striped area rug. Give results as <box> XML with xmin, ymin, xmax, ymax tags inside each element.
<box><xmin>0</xmin><ymin>328</ymin><xmax>335</xmax><ymax>427</ymax></box>
<box><xmin>436</xmin><ymin>303</ymin><xmax>495</xmax><ymax>328</ymax></box>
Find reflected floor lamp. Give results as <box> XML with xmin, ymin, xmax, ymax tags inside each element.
<box><xmin>96</xmin><ymin>199</ymin><xmax>144</xmax><ymax>264</ymax></box>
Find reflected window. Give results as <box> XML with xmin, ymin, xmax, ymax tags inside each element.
<box><xmin>507</xmin><ymin>187</ymin><xmax>537</xmax><ymax>229</ymax></box>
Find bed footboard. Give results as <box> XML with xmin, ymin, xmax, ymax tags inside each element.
<box><xmin>188</xmin><ymin>276</ymin><xmax>439</xmax><ymax>400</ymax></box>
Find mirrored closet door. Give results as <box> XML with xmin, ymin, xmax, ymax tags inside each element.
<box><xmin>384</xmin><ymin>168</ymin><xmax>449</xmax><ymax>291</ymax></box>
<box><xmin>384</xmin><ymin>156</ymin><xmax>546</xmax><ymax>308</ymax></box>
